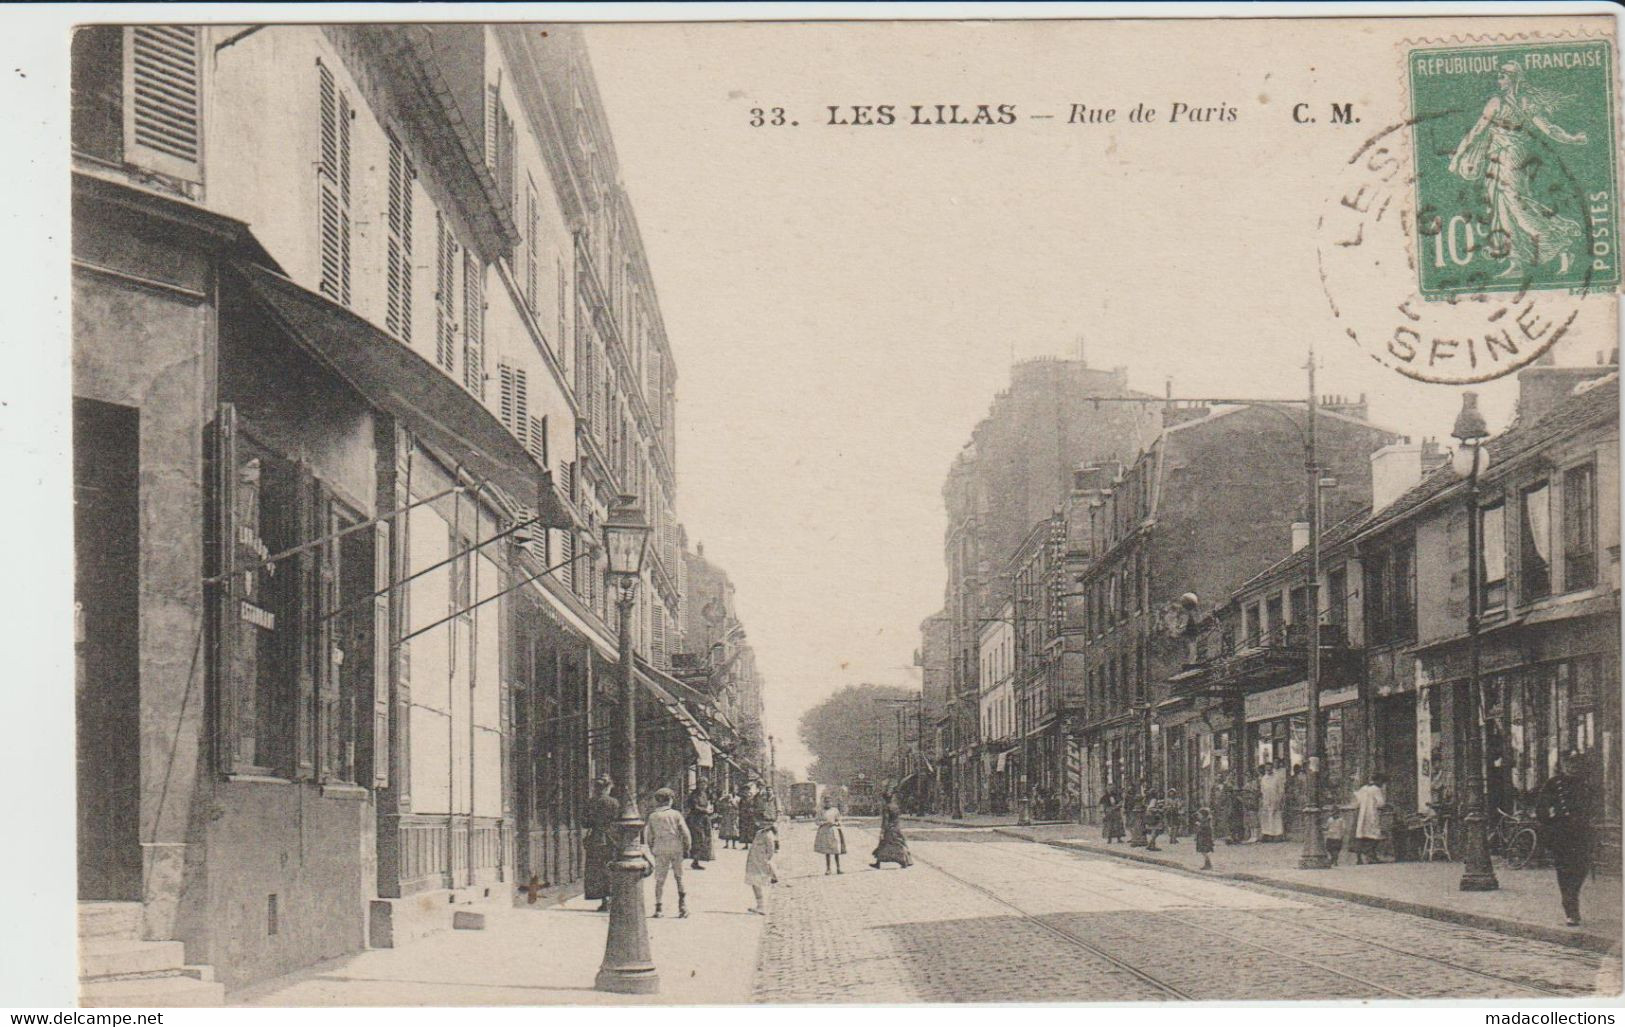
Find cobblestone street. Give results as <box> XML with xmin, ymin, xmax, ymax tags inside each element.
<box><xmin>752</xmin><ymin>819</ymin><xmax>1623</xmax><ymax>1003</ymax></box>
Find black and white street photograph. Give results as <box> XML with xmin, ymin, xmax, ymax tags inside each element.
<box><xmin>7</xmin><ymin>3</ymin><xmax>1625</xmax><ymax>1013</ymax></box>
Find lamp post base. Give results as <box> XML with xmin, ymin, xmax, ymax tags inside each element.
<box><xmin>1458</xmin><ymin>871</ymin><xmax>1501</xmax><ymax>892</ymax></box>
<box><xmin>1298</xmin><ymin>805</ymin><xmax>1332</xmax><ymax>869</ymax></box>
<box><xmin>595</xmin><ymin>821</ymin><xmax>661</xmax><ymax>996</ymax></box>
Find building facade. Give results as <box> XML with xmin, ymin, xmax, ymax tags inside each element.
<box><xmin>72</xmin><ymin>23</ymin><xmax>714</xmax><ymax>998</ymax></box>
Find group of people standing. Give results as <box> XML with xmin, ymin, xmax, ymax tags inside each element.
<box><xmin>582</xmin><ymin>776</ymin><xmax>782</xmax><ymax>918</ymax></box>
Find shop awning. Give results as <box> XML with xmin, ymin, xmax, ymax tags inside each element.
<box><xmin>635</xmin><ymin>657</ymin><xmax>711</xmax><ymax>749</ymax></box>
<box><xmin>691</xmin><ymin>736</ymin><xmax>714</xmax><ymax>768</ymax></box>
<box><xmin>236</xmin><ymin>262</ymin><xmax>575</xmax><ymax>530</ymax></box>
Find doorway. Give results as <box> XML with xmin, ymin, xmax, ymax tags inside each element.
<box><xmin>75</xmin><ymin>398</ymin><xmax>142</xmax><ymax>899</ymax></box>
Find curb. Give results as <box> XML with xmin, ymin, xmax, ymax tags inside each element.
<box><xmin>912</xmin><ymin>816</ymin><xmax>1618</xmax><ymax>956</ymax></box>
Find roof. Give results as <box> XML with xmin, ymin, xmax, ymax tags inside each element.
<box><xmin>1356</xmin><ymin>372</ymin><xmax>1618</xmax><ymax>542</ymax></box>
<box><xmin>1231</xmin><ymin>506</ymin><xmax>1373</xmax><ymax>599</ymax></box>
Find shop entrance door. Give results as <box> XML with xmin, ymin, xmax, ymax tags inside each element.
<box><xmin>75</xmin><ymin>399</ymin><xmax>142</xmax><ymax>900</ymax></box>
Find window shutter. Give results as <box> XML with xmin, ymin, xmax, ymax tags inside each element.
<box><xmin>124</xmin><ymin>26</ymin><xmax>202</xmax><ymax>181</ymax></box>
<box><xmin>498</xmin><ymin>363</ymin><xmax>516</xmax><ymax>437</ymax></box>
<box><xmin>463</xmin><ymin>253</ymin><xmax>484</xmax><ymax>397</ymax></box>
<box><xmin>206</xmin><ymin>404</ymin><xmax>242</xmax><ymax>775</ymax></box>
<box><xmin>317</xmin><ymin>494</ymin><xmax>339</xmax><ymax>782</ymax></box>
<box><xmin>559</xmin><ymin>530</ymin><xmax>575</xmax><ymax>591</ymax></box>
<box><xmin>371</xmin><ymin>519</ymin><xmax>392</xmax><ymax>789</ymax></box>
<box><xmin>435</xmin><ymin>211</ymin><xmax>457</xmax><ymax>374</ymax></box>
<box><xmin>317</xmin><ymin>61</ymin><xmax>352</xmax><ymax>306</ymax></box>
<box><xmin>528</xmin><ymin>415</ymin><xmax>547</xmax><ymax>466</ymax></box>
<box><xmin>294</xmin><ymin>464</ymin><xmax>319</xmax><ymax>778</ymax></box>
<box><xmin>557</xmin><ymin>262</ymin><xmax>568</xmax><ymax>364</ymax></box>
<box><xmin>385</xmin><ymin>133</ymin><xmax>414</xmax><ymax>342</ymax></box>
<box><xmin>652</xmin><ymin>606</ymin><xmax>665</xmax><ymax>666</ymax></box>
<box><xmin>525</xmin><ymin>183</ymin><xmax>539</xmax><ymax>314</ymax></box>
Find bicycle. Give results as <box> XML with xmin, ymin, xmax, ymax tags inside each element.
<box><xmin>1490</xmin><ymin>805</ymin><xmax>1542</xmax><ymax>869</ymax></box>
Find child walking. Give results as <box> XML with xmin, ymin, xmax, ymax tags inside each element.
<box><xmin>644</xmin><ymin>788</ymin><xmax>692</xmax><ymax>919</ymax></box>
<box><xmin>1194</xmin><ymin>806</ymin><xmax>1215</xmax><ymax>870</ymax></box>
<box><xmin>746</xmin><ymin>822</ymin><xmax>780</xmax><ymax>915</ymax></box>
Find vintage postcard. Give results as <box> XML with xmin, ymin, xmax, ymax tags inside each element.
<box><xmin>27</xmin><ymin>3</ymin><xmax>1625</xmax><ymax>1011</ymax></box>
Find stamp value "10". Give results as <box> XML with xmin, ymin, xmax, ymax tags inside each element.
<box><xmin>1408</xmin><ymin>37</ymin><xmax>1620</xmax><ymax>300</ymax></box>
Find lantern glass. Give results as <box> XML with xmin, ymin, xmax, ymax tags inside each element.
<box><xmin>1450</xmin><ymin>443</ymin><xmax>1491</xmax><ymax>479</ymax></box>
<box><xmin>602</xmin><ymin>499</ymin><xmax>650</xmax><ymax>577</ymax></box>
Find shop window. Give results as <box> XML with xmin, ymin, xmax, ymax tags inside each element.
<box><xmin>206</xmin><ymin>406</ymin><xmax>384</xmax><ymax>785</ymax></box>
<box><xmin>1519</xmin><ymin>482</ymin><xmax>1552</xmax><ymax>603</ymax></box>
<box><xmin>1563</xmin><ymin>463</ymin><xmax>1597</xmax><ymax>591</ymax></box>
<box><xmin>1480</xmin><ymin>503</ymin><xmax>1507</xmax><ymax>612</ymax></box>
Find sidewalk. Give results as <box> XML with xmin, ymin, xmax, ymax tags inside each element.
<box><xmin>231</xmin><ymin>842</ymin><xmax>766</xmax><ymax>1005</ymax></box>
<box><xmin>912</xmin><ymin>814</ymin><xmax>1622</xmax><ymax>955</ymax></box>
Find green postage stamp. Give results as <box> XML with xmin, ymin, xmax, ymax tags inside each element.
<box><xmin>1407</xmin><ymin>37</ymin><xmax>1620</xmax><ymax>299</ymax></box>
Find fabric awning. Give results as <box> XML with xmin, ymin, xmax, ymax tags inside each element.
<box><xmin>635</xmin><ymin>658</ymin><xmax>710</xmax><ymax>747</ymax></box>
<box><xmin>236</xmin><ymin>262</ymin><xmax>574</xmax><ymax>529</ymax></box>
<box><xmin>691</xmin><ymin>736</ymin><xmax>714</xmax><ymax>768</ymax></box>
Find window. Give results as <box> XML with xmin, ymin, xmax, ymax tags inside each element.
<box><xmin>486</xmin><ymin>85</ymin><xmax>516</xmax><ymax>208</ymax></box>
<box><xmin>1326</xmin><ymin>567</ymin><xmax>1348</xmax><ymax>628</ymax></box>
<box><xmin>525</xmin><ymin>178</ymin><xmax>540</xmax><ymax>315</ymax></box>
<box><xmin>463</xmin><ymin>253</ymin><xmax>484</xmax><ymax>397</ymax></box>
<box><xmin>1363</xmin><ymin>541</ymin><xmax>1416</xmax><ymax>643</ymax></box>
<box><xmin>1265</xmin><ymin>593</ymin><xmax>1283</xmax><ymax>637</ymax></box>
<box><xmin>1244</xmin><ymin>603</ymin><xmax>1261</xmax><ymax>645</ymax></box>
<box><xmin>1563</xmin><ymin>464</ymin><xmax>1597</xmax><ymax>591</ymax></box>
<box><xmin>434</xmin><ymin>211</ymin><xmax>458</xmax><ymax>374</ymax></box>
<box><xmin>1481</xmin><ymin>502</ymin><xmax>1507</xmax><ymax>611</ymax></box>
<box><xmin>1519</xmin><ymin>482</ymin><xmax>1552</xmax><ymax>602</ymax></box>
<box><xmin>1290</xmin><ymin>585</ymin><xmax>1312</xmax><ymax>627</ymax></box>
<box><xmin>384</xmin><ymin>133</ymin><xmax>415</xmax><ymax>343</ymax></box>
<box><xmin>206</xmin><ymin>406</ymin><xmax>386</xmax><ymax>785</ymax></box>
<box><xmin>317</xmin><ymin>60</ymin><xmax>353</xmax><ymax>306</ymax></box>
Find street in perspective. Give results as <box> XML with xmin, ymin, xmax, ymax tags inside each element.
<box><xmin>57</xmin><ymin>11</ymin><xmax>1625</xmax><ymax>1010</ymax></box>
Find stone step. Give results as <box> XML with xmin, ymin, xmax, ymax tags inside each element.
<box><xmin>80</xmin><ymin>975</ymin><xmax>225</xmax><ymax>1008</ymax></box>
<box><xmin>78</xmin><ymin>902</ymin><xmax>143</xmax><ymax>940</ymax></box>
<box><xmin>80</xmin><ymin>939</ymin><xmax>188</xmax><ymax>979</ymax></box>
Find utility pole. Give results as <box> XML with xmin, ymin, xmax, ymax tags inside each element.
<box><xmin>1300</xmin><ymin>346</ymin><xmax>1331</xmax><ymax>869</ymax></box>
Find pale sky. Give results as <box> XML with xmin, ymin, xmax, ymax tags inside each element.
<box><xmin>584</xmin><ymin>16</ymin><xmax>1619</xmax><ymax>778</ymax></box>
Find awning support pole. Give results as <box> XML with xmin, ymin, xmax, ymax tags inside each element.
<box><xmin>202</xmin><ymin>483</ymin><xmax>464</xmax><ymax>584</ymax></box>
<box><xmin>397</xmin><ymin>550</ymin><xmax>589</xmax><ymax>645</ymax></box>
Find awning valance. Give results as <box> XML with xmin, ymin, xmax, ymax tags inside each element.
<box><xmin>236</xmin><ymin>262</ymin><xmax>574</xmax><ymax>530</ymax></box>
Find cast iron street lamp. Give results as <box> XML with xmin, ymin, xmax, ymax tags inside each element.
<box><xmin>595</xmin><ymin>496</ymin><xmax>657</xmax><ymax>994</ymax></box>
<box><xmin>1451</xmin><ymin>393</ymin><xmax>1499</xmax><ymax>892</ymax></box>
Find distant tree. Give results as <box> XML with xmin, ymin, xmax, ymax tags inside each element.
<box><xmin>799</xmin><ymin>683</ymin><xmax>917</xmax><ymax>788</ymax></box>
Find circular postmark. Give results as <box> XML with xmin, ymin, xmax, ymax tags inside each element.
<box><xmin>1317</xmin><ymin>111</ymin><xmax>1599</xmax><ymax>385</ymax></box>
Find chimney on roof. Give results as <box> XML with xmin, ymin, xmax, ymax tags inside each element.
<box><xmin>1291</xmin><ymin>522</ymin><xmax>1310</xmax><ymax>553</ymax></box>
<box><xmin>1516</xmin><ymin>362</ymin><xmax>1618</xmax><ymax>426</ymax></box>
<box><xmin>1370</xmin><ymin>442</ymin><xmax>1424</xmax><ymax>514</ymax></box>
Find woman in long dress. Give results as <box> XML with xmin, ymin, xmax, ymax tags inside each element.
<box><xmin>870</xmin><ymin>790</ymin><xmax>913</xmax><ymax>869</ymax></box>
<box><xmin>685</xmin><ymin>786</ymin><xmax>715</xmax><ymax>870</ymax></box>
<box><xmin>1259</xmin><ymin>762</ymin><xmax>1286</xmax><ymax>841</ymax></box>
<box><xmin>1102</xmin><ymin>788</ymin><xmax>1126</xmax><ymax>844</ymax></box>
<box><xmin>717</xmin><ymin>791</ymin><xmax>740</xmax><ymax>849</ymax></box>
<box><xmin>584</xmin><ymin>775</ymin><xmax>620</xmax><ymax>912</ymax></box>
<box><xmin>1449</xmin><ymin>62</ymin><xmax>1589</xmax><ymax>278</ymax></box>
<box><xmin>813</xmin><ymin>794</ymin><xmax>847</xmax><ymax>874</ymax></box>
<box><xmin>1351</xmin><ymin>773</ymin><xmax>1387</xmax><ymax>865</ymax></box>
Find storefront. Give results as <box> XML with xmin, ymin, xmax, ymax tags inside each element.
<box><xmin>1243</xmin><ymin>680</ymin><xmax>1363</xmax><ymax>814</ymax></box>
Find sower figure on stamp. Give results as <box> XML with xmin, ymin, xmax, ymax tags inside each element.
<box><xmin>1449</xmin><ymin>61</ymin><xmax>1588</xmax><ymax>279</ymax></box>
<box><xmin>1537</xmin><ymin>751</ymin><xmax>1596</xmax><ymax>927</ymax></box>
<box><xmin>584</xmin><ymin>774</ymin><xmax>619</xmax><ymax>913</ymax></box>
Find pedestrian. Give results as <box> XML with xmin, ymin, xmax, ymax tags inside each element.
<box><xmin>643</xmin><ymin>787</ymin><xmax>691</xmax><ymax>918</ymax></box>
<box><xmin>1351</xmin><ymin>773</ymin><xmax>1387</xmax><ymax>865</ymax></box>
<box><xmin>737</xmin><ymin>782</ymin><xmax>759</xmax><ymax>843</ymax></box>
<box><xmin>814</xmin><ymin>793</ymin><xmax>847</xmax><ymax>874</ymax></box>
<box><xmin>685</xmin><ymin>785</ymin><xmax>715</xmax><ymax>870</ymax></box>
<box><xmin>1259</xmin><ymin>761</ymin><xmax>1286</xmax><ymax>842</ymax></box>
<box><xmin>1536</xmin><ymin>751</ymin><xmax>1595</xmax><ymax>927</ymax></box>
<box><xmin>870</xmin><ymin>788</ymin><xmax>914</xmax><ymax>868</ymax></box>
<box><xmin>584</xmin><ymin>775</ymin><xmax>619</xmax><ymax>913</ymax></box>
<box><xmin>1243</xmin><ymin>769</ymin><xmax>1262</xmax><ymax>842</ymax></box>
<box><xmin>1324</xmin><ymin>808</ymin><xmax>1347</xmax><ymax>866</ymax></box>
<box><xmin>1145</xmin><ymin>791</ymin><xmax>1164</xmax><ymax>851</ymax></box>
<box><xmin>717</xmin><ymin>790</ymin><xmax>740</xmax><ymax>849</ymax></box>
<box><xmin>745</xmin><ymin>822</ymin><xmax>780</xmax><ymax>915</ymax></box>
<box><xmin>1165</xmin><ymin>787</ymin><xmax>1184</xmax><ymax>844</ymax></box>
<box><xmin>1102</xmin><ymin>788</ymin><xmax>1125</xmax><ymax>844</ymax></box>
<box><xmin>1194</xmin><ymin>806</ymin><xmax>1215</xmax><ymax>870</ymax></box>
